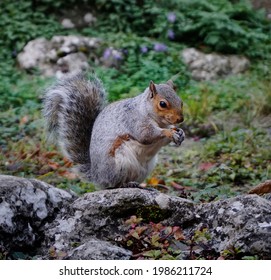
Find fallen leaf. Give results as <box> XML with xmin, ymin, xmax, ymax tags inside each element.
<box><xmin>47</xmin><ymin>161</ymin><xmax>60</xmax><ymax>170</ymax></box>
<box><xmin>27</xmin><ymin>148</ymin><xmax>40</xmax><ymax>159</ymax></box>
<box><xmin>199</xmin><ymin>162</ymin><xmax>216</xmax><ymax>171</ymax></box>
<box><xmin>19</xmin><ymin>115</ymin><xmax>29</xmax><ymax>125</ymax></box>
<box><xmin>170</xmin><ymin>181</ymin><xmax>196</xmax><ymax>192</ymax></box>
<box><xmin>58</xmin><ymin>170</ymin><xmax>78</xmax><ymax>180</ymax></box>
<box><xmin>64</xmin><ymin>160</ymin><xmax>73</xmax><ymax>168</ymax></box>
<box><xmin>248</xmin><ymin>180</ymin><xmax>271</xmax><ymax>195</ymax></box>
<box><xmin>173</xmin><ymin>228</ymin><xmax>185</xmax><ymax>241</ymax></box>
<box><xmin>44</xmin><ymin>151</ymin><xmax>58</xmax><ymax>158</ymax></box>
<box><xmin>147</xmin><ymin>177</ymin><xmax>165</xmax><ymax>186</ymax></box>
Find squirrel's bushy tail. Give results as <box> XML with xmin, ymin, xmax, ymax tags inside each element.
<box><xmin>43</xmin><ymin>72</ymin><xmax>107</xmax><ymax>164</ymax></box>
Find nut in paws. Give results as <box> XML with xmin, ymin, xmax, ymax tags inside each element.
<box><xmin>172</xmin><ymin>128</ymin><xmax>185</xmax><ymax>146</ymax></box>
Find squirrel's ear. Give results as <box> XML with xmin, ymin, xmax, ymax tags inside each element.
<box><xmin>166</xmin><ymin>79</ymin><xmax>177</xmax><ymax>91</ymax></box>
<box><xmin>149</xmin><ymin>80</ymin><xmax>157</xmax><ymax>98</ymax></box>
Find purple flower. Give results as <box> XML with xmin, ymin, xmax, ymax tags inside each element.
<box><xmin>112</xmin><ymin>50</ymin><xmax>123</xmax><ymax>60</ymax></box>
<box><xmin>140</xmin><ymin>45</ymin><xmax>148</xmax><ymax>54</ymax></box>
<box><xmin>103</xmin><ymin>48</ymin><xmax>112</xmax><ymax>60</ymax></box>
<box><xmin>167</xmin><ymin>29</ymin><xmax>175</xmax><ymax>40</ymax></box>
<box><xmin>153</xmin><ymin>43</ymin><xmax>168</xmax><ymax>52</ymax></box>
<box><xmin>167</xmin><ymin>12</ymin><xmax>176</xmax><ymax>23</ymax></box>
<box><xmin>103</xmin><ymin>48</ymin><xmax>123</xmax><ymax>61</ymax></box>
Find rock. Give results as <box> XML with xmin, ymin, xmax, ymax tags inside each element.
<box><xmin>67</xmin><ymin>239</ymin><xmax>132</xmax><ymax>260</ymax></box>
<box><xmin>51</xmin><ymin>35</ymin><xmax>100</xmax><ymax>54</ymax></box>
<box><xmin>17</xmin><ymin>38</ymin><xmax>52</xmax><ymax>70</ymax></box>
<box><xmin>17</xmin><ymin>36</ymin><xmax>101</xmax><ymax>77</ymax></box>
<box><xmin>56</xmin><ymin>52</ymin><xmax>89</xmax><ymax>78</ymax></box>
<box><xmin>83</xmin><ymin>13</ymin><xmax>97</xmax><ymax>25</ymax></box>
<box><xmin>42</xmin><ymin>188</ymin><xmax>195</xmax><ymax>257</ymax></box>
<box><xmin>2</xmin><ymin>175</ymin><xmax>271</xmax><ymax>259</ymax></box>
<box><xmin>61</xmin><ymin>18</ymin><xmax>75</xmax><ymax>29</ymax></box>
<box><xmin>0</xmin><ymin>175</ymin><xmax>75</xmax><ymax>253</ymax></box>
<box><xmin>194</xmin><ymin>195</ymin><xmax>271</xmax><ymax>256</ymax></box>
<box><xmin>182</xmin><ymin>48</ymin><xmax>250</xmax><ymax>81</ymax></box>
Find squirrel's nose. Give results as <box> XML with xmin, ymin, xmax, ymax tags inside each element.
<box><xmin>176</xmin><ymin>115</ymin><xmax>184</xmax><ymax>123</ymax></box>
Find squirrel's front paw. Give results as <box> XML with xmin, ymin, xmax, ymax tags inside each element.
<box><xmin>172</xmin><ymin>128</ymin><xmax>185</xmax><ymax>146</ymax></box>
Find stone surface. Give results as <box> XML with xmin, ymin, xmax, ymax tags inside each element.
<box><xmin>83</xmin><ymin>13</ymin><xmax>97</xmax><ymax>24</ymax></box>
<box><xmin>61</xmin><ymin>18</ymin><xmax>75</xmax><ymax>29</ymax></box>
<box><xmin>56</xmin><ymin>52</ymin><xmax>89</xmax><ymax>78</ymax></box>
<box><xmin>17</xmin><ymin>35</ymin><xmax>101</xmax><ymax>77</ymax></box>
<box><xmin>0</xmin><ymin>175</ymin><xmax>75</xmax><ymax>252</ymax></box>
<box><xmin>182</xmin><ymin>48</ymin><xmax>250</xmax><ymax>81</ymax></box>
<box><xmin>17</xmin><ymin>38</ymin><xmax>52</xmax><ymax>70</ymax></box>
<box><xmin>67</xmin><ymin>239</ymin><xmax>132</xmax><ymax>260</ymax></box>
<box><xmin>194</xmin><ymin>195</ymin><xmax>271</xmax><ymax>255</ymax></box>
<box><xmin>42</xmin><ymin>188</ymin><xmax>195</xmax><ymax>255</ymax></box>
<box><xmin>1</xmin><ymin>175</ymin><xmax>271</xmax><ymax>259</ymax></box>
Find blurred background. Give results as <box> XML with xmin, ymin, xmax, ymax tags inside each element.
<box><xmin>0</xmin><ymin>0</ymin><xmax>270</xmax><ymax>201</ymax></box>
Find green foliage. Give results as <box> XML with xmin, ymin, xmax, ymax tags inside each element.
<box><xmin>0</xmin><ymin>1</ymin><xmax>62</xmax><ymax>51</ymax></box>
<box><xmin>122</xmin><ymin>216</ymin><xmax>185</xmax><ymax>260</ymax></box>
<box><xmin>169</xmin><ymin>0</ymin><xmax>271</xmax><ymax>57</ymax></box>
<box><xmin>0</xmin><ymin>0</ymin><xmax>63</xmax><ymax>110</ymax></box>
<box><xmin>86</xmin><ymin>0</ymin><xmax>271</xmax><ymax>58</ymax></box>
<box><xmin>84</xmin><ymin>32</ymin><xmax>190</xmax><ymax>100</ymax></box>
<box><xmin>154</xmin><ymin>126</ymin><xmax>270</xmax><ymax>203</ymax></box>
<box><xmin>121</xmin><ymin>216</ymin><xmax>219</xmax><ymax>260</ymax></box>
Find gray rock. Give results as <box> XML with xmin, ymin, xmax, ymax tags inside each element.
<box><xmin>83</xmin><ymin>13</ymin><xmax>97</xmax><ymax>25</ymax></box>
<box><xmin>2</xmin><ymin>175</ymin><xmax>271</xmax><ymax>259</ymax></box>
<box><xmin>0</xmin><ymin>175</ymin><xmax>75</xmax><ymax>252</ymax></box>
<box><xmin>61</xmin><ymin>18</ymin><xmax>75</xmax><ymax>29</ymax></box>
<box><xmin>43</xmin><ymin>188</ymin><xmax>195</xmax><ymax>256</ymax></box>
<box><xmin>56</xmin><ymin>52</ymin><xmax>89</xmax><ymax>78</ymax></box>
<box><xmin>17</xmin><ymin>38</ymin><xmax>52</xmax><ymax>70</ymax></box>
<box><xmin>17</xmin><ymin>35</ymin><xmax>101</xmax><ymax>77</ymax></box>
<box><xmin>194</xmin><ymin>195</ymin><xmax>271</xmax><ymax>255</ymax></box>
<box><xmin>182</xmin><ymin>48</ymin><xmax>250</xmax><ymax>81</ymax></box>
<box><xmin>67</xmin><ymin>239</ymin><xmax>132</xmax><ymax>260</ymax></box>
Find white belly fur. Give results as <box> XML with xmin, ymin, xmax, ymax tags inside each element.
<box><xmin>114</xmin><ymin>139</ymin><xmax>162</xmax><ymax>183</ymax></box>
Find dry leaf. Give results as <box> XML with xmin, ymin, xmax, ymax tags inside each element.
<box><xmin>170</xmin><ymin>181</ymin><xmax>196</xmax><ymax>192</ymax></box>
<box><xmin>248</xmin><ymin>180</ymin><xmax>271</xmax><ymax>195</ymax></box>
<box><xmin>58</xmin><ymin>170</ymin><xmax>78</xmax><ymax>180</ymax></box>
<box><xmin>199</xmin><ymin>162</ymin><xmax>216</xmax><ymax>171</ymax></box>
<box><xmin>173</xmin><ymin>228</ymin><xmax>185</xmax><ymax>241</ymax></box>
<box><xmin>147</xmin><ymin>177</ymin><xmax>165</xmax><ymax>186</ymax></box>
<box><xmin>47</xmin><ymin>161</ymin><xmax>60</xmax><ymax>170</ymax></box>
<box><xmin>44</xmin><ymin>151</ymin><xmax>58</xmax><ymax>158</ymax></box>
<box><xmin>19</xmin><ymin>115</ymin><xmax>29</xmax><ymax>125</ymax></box>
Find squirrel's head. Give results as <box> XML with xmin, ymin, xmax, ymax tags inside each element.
<box><xmin>148</xmin><ymin>80</ymin><xmax>184</xmax><ymax>126</ymax></box>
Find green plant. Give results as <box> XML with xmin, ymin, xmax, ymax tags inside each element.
<box><xmin>121</xmin><ymin>215</ymin><xmax>185</xmax><ymax>260</ymax></box>
<box><xmin>84</xmin><ymin>0</ymin><xmax>271</xmax><ymax>58</ymax></box>
<box><xmin>87</xmin><ymin>32</ymin><xmax>190</xmax><ymax>101</ymax></box>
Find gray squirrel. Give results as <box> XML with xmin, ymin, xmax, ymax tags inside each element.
<box><xmin>43</xmin><ymin>72</ymin><xmax>185</xmax><ymax>189</ymax></box>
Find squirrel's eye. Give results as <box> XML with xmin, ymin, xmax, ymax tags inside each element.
<box><xmin>159</xmin><ymin>101</ymin><xmax>167</xmax><ymax>108</ymax></box>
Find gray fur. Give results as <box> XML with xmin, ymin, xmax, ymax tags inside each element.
<box><xmin>43</xmin><ymin>72</ymin><xmax>106</xmax><ymax>164</ymax></box>
<box><xmin>43</xmin><ymin>74</ymin><xmax>184</xmax><ymax>189</ymax></box>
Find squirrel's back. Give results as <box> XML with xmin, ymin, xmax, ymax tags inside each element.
<box><xmin>43</xmin><ymin>72</ymin><xmax>107</xmax><ymax>164</ymax></box>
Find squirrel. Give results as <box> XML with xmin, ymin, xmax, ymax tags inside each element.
<box><xmin>43</xmin><ymin>72</ymin><xmax>185</xmax><ymax>189</ymax></box>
